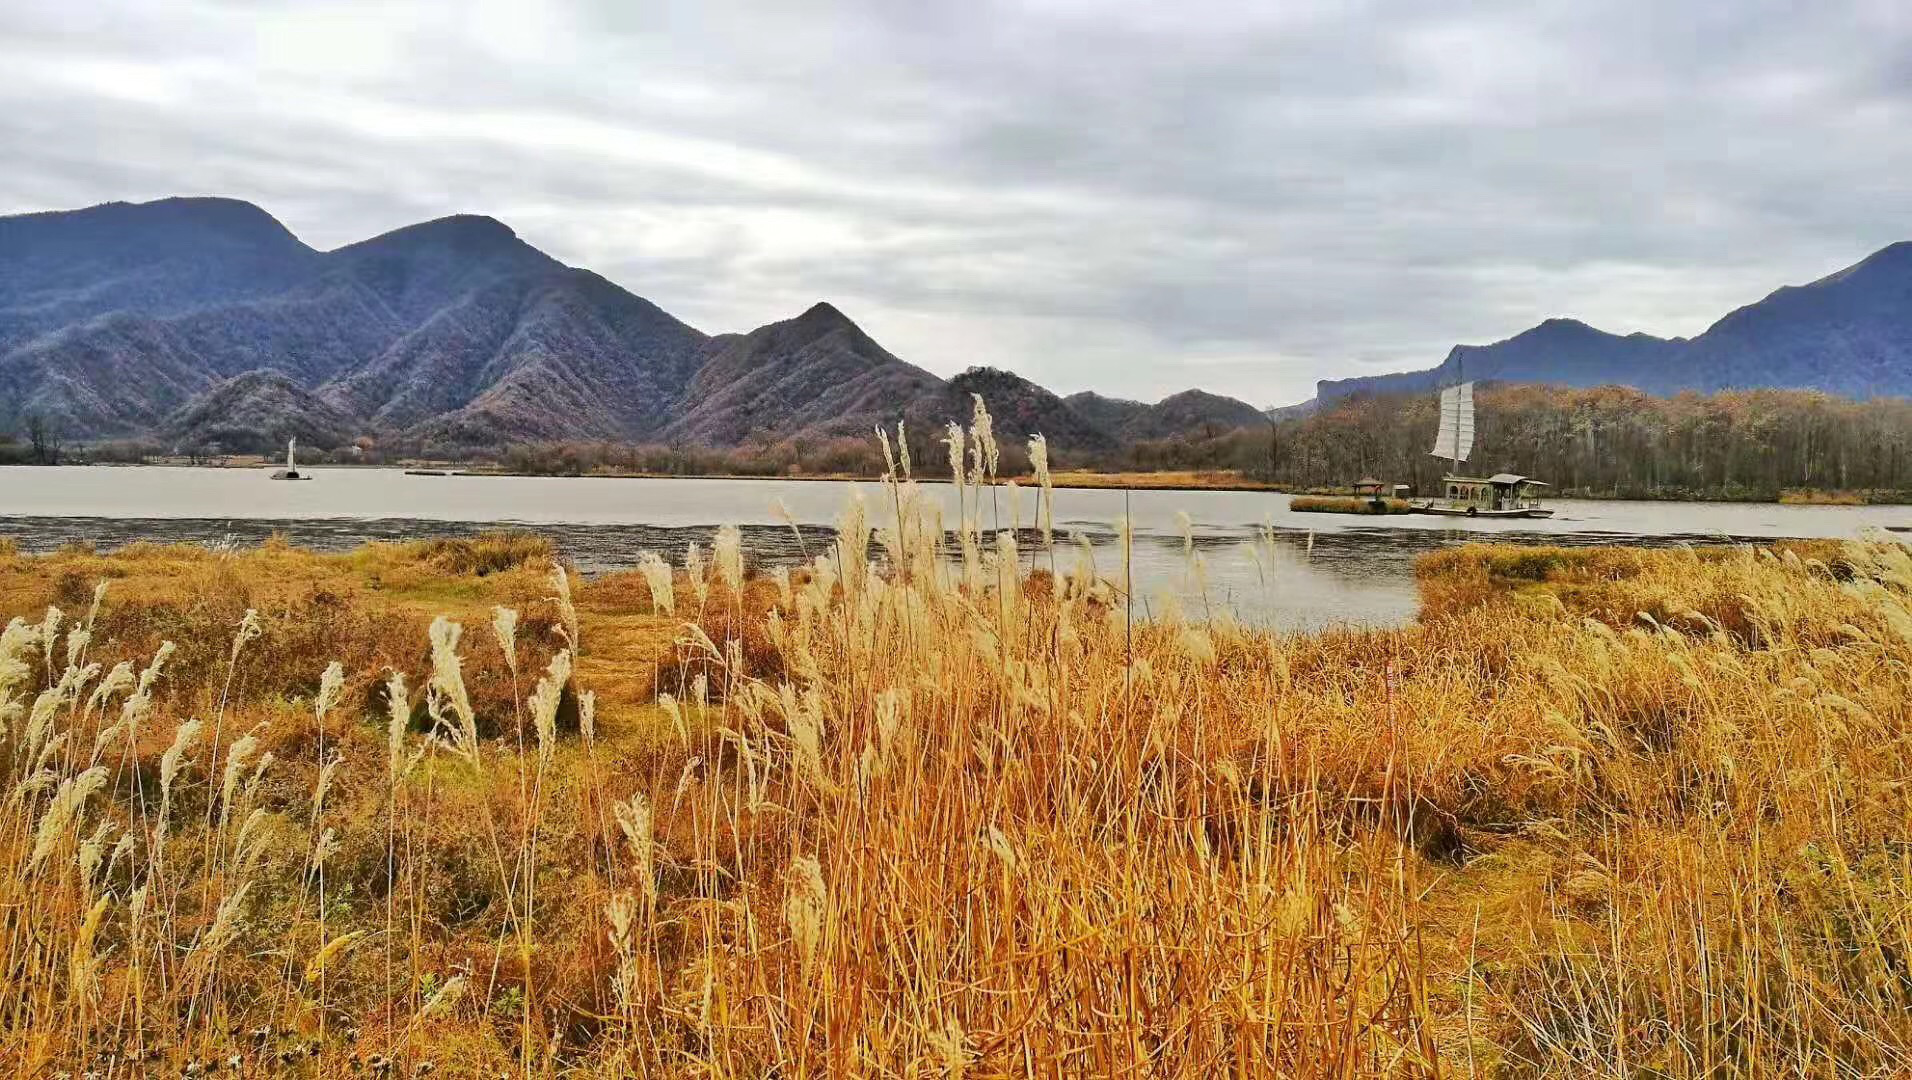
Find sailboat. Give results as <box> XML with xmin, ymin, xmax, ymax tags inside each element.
<box><xmin>1412</xmin><ymin>358</ymin><xmax>1552</xmax><ymax>518</ymax></box>
<box><xmin>268</xmin><ymin>437</ymin><xmax>310</xmax><ymax>480</ymax></box>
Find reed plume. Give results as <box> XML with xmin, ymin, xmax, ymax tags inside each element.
<box><xmin>1</xmin><ymin>496</ymin><xmax>1907</xmax><ymax>1077</ymax></box>
<box><xmin>637</xmin><ymin>551</ymin><xmax>676</xmax><ymax>616</ymax></box>
<box><xmin>426</xmin><ymin>616</ymin><xmax>480</xmax><ymax>765</ymax></box>
<box><xmin>1028</xmin><ymin>432</ymin><xmax>1053</xmax><ymax>547</ymax></box>
<box><xmin>714</xmin><ymin>524</ymin><xmax>745</xmax><ymax>594</ymax></box>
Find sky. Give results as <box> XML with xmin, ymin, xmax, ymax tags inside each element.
<box><xmin>4</xmin><ymin>0</ymin><xmax>1910</xmax><ymax>406</ymax></box>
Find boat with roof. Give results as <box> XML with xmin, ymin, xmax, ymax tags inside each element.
<box><xmin>1411</xmin><ymin>358</ymin><xmax>1554</xmax><ymax>518</ymax></box>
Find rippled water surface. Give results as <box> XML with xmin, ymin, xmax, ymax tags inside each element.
<box><xmin>4</xmin><ymin>466</ymin><xmax>1905</xmax><ymax>632</ymax></box>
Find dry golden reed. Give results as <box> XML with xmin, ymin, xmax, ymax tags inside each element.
<box><xmin>0</xmin><ymin>468</ymin><xmax>1907</xmax><ymax>1076</ymax></box>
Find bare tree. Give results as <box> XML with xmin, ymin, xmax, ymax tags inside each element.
<box><xmin>25</xmin><ymin>413</ymin><xmax>61</xmax><ymax>466</ymax></box>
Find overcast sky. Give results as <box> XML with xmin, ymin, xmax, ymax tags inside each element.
<box><xmin>4</xmin><ymin>0</ymin><xmax>1909</xmax><ymax>405</ymax></box>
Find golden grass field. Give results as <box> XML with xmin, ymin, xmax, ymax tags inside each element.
<box><xmin>3</xmin><ymin>415</ymin><xmax>1911</xmax><ymax>1076</ymax></box>
<box><xmin>1778</xmin><ymin>489</ymin><xmax>1871</xmax><ymax>506</ymax></box>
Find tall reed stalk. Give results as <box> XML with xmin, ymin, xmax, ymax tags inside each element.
<box><xmin>0</xmin><ymin>493</ymin><xmax>1908</xmax><ymax>1076</ymax></box>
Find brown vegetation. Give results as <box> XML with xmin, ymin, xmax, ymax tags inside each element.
<box><xmin>1289</xmin><ymin>494</ymin><xmax>1414</xmax><ymax>514</ymax></box>
<box><xmin>1779</xmin><ymin>488</ymin><xmax>1871</xmax><ymax>505</ymax></box>
<box><xmin>438</xmin><ymin>384</ymin><xmax>1912</xmax><ymax>507</ymax></box>
<box><xmin>2</xmin><ymin>445</ymin><xmax>1910</xmax><ymax>1073</ymax></box>
<box><xmin>1273</xmin><ymin>384</ymin><xmax>1912</xmax><ymax>501</ymax></box>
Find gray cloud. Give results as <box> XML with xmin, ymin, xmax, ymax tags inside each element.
<box><xmin>4</xmin><ymin>0</ymin><xmax>1909</xmax><ymax>405</ymax></box>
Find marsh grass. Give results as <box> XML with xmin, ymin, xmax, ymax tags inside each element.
<box><xmin>1776</xmin><ymin>488</ymin><xmax>1911</xmax><ymax>506</ymax></box>
<box><xmin>0</xmin><ymin>457</ymin><xmax>1909</xmax><ymax>1075</ymax></box>
<box><xmin>1290</xmin><ymin>494</ymin><xmax>1414</xmax><ymax>514</ymax></box>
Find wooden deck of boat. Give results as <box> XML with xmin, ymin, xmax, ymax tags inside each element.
<box><xmin>1411</xmin><ymin>505</ymin><xmax>1554</xmax><ymax>519</ymax></box>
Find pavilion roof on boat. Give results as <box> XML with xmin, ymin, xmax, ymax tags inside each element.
<box><xmin>1487</xmin><ymin>474</ymin><xmax>1547</xmax><ymax>488</ymax></box>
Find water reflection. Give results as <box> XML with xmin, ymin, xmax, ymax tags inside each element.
<box><xmin>2</xmin><ymin>466</ymin><xmax>1904</xmax><ymax>632</ymax></box>
<box><xmin>0</xmin><ymin>512</ymin><xmax>1802</xmax><ymax>634</ymax></box>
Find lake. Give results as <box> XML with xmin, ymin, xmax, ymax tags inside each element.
<box><xmin>3</xmin><ymin>465</ymin><xmax>1905</xmax><ymax>632</ymax></box>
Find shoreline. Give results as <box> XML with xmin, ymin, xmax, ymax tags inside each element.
<box><xmin>9</xmin><ymin>461</ymin><xmax>1911</xmax><ymax>505</ymax></box>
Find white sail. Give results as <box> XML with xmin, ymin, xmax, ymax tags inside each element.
<box><xmin>286</xmin><ymin>437</ymin><xmax>297</xmax><ymax>471</ymax></box>
<box><xmin>1429</xmin><ymin>381</ymin><xmax>1475</xmax><ymax>462</ymax></box>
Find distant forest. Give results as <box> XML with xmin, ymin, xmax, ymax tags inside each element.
<box><xmin>1156</xmin><ymin>385</ymin><xmax>1912</xmax><ymax>501</ymax></box>
<box><xmin>462</xmin><ymin>385</ymin><xmax>1912</xmax><ymax>501</ymax></box>
<box><xmin>17</xmin><ymin>384</ymin><xmax>1912</xmax><ymax>503</ymax></box>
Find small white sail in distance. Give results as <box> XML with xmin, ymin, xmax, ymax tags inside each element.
<box><xmin>1429</xmin><ymin>381</ymin><xmax>1475</xmax><ymax>462</ymax></box>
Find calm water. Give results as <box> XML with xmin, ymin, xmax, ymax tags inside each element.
<box><xmin>3</xmin><ymin>466</ymin><xmax>1906</xmax><ymax>632</ymax></box>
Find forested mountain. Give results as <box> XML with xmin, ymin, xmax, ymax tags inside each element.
<box><xmin>0</xmin><ymin>201</ymin><xmax>715</xmax><ymax>443</ymax></box>
<box><xmin>1115</xmin><ymin>385</ymin><xmax>1912</xmax><ymax>500</ymax></box>
<box><xmin>1319</xmin><ymin>243</ymin><xmax>1912</xmax><ymax>403</ymax></box>
<box><xmin>0</xmin><ymin>197</ymin><xmax>1263</xmax><ymax>456</ymax></box>
<box><xmin>949</xmin><ymin>368</ymin><xmax>1116</xmax><ymax>452</ymax></box>
<box><xmin>0</xmin><ymin>197</ymin><xmax>319</xmax><ymax>350</ymax></box>
<box><xmin>1318</xmin><ymin>320</ymin><xmax>1672</xmax><ymax>402</ymax></box>
<box><xmin>162</xmin><ymin>369</ymin><xmax>355</xmax><ymax>452</ymax></box>
<box><xmin>1065</xmin><ymin>389</ymin><xmax>1268</xmax><ymax>441</ymax></box>
<box><xmin>9</xmin><ymin>196</ymin><xmax>1904</xmax><ymax>464</ymax></box>
<box><xmin>664</xmin><ymin>302</ymin><xmax>948</xmax><ymax>446</ymax></box>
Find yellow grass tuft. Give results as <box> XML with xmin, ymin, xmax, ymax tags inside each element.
<box><xmin>1290</xmin><ymin>494</ymin><xmax>1414</xmax><ymax>514</ymax></box>
<box><xmin>0</xmin><ymin>497</ymin><xmax>1906</xmax><ymax>1075</ymax></box>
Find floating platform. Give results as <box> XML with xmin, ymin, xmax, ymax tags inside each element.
<box><xmin>1411</xmin><ymin>503</ymin><xmax>1553</xmax><ymax>519</ymax></box>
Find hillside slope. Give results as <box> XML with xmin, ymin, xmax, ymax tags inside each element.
<box><xmin>15</xmin><ymin>196</ymin><xmax>1901</xmax><ymax>455</ymax></box>
<box><xmin>1064</xmin><ymin>389</ymin><xmax>1266</xmax><ymax>441</ymax></box>
<box><xmin>664</xmin><ymin>302</ymin><xmax>947</xmax><ymax>446</ymax></box>
<box><xmin>1318</xmin><ymin>243</ymin><xmax>1912</xmax><ymax>403</ymax></box>
<box><xmin>160</xmin><ymin>368</ymin><xmax>356</xmax><ymax>452</ymax></box>
<box><xmin>1</xmin><ymin>201</ymin><xmax>710</xmax><ymax>443</ymax></box>
<box><xmin>947</xmin><ymin>368</ymin><xmax>1116</xmax><ymax>452</ymax></box>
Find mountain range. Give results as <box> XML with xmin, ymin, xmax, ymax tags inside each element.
<box><xmin>0</xmin><ymin>197</ymin><xmax>1263</xmax><ymax>453</ymax></box>
<box><xmin>5</xmin><ymin>198</ymin><xmax>1908</xmax><ymax>453</ymax></box>
<box><xmin>1316</xmin><ymin>242</ymin><xmax>1912</xmax><ymax>403</ymax></box>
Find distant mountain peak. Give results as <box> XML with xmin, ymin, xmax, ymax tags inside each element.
<box><xmin>1810</xmin><ymin>239</ymin><xmax>1912</xmax><ymax>289</ymax></box>
<box><xmin>131</xmin><ymin>195</ymin><xmax>291</xmax><ymax>229</ymax></box>
<box><xmin>954</xmin><ymin>364</ymin><xmax>1013</xmax><ymax>381</ymax></box>
<box><xmin>418</xmin><ymin>213</ymin><xmax>516</xmax><ymax>239</ymax></box>
<box><xmin>1064</xmin><ymin>386</ymin><xmax>1267</xmax><ymax>439</ymax></box>
<box><xmin>342</xmin><ymin>213</ymin><xmax>524</xmax><ymax>254</ymax></box>
<box><xmin>1065</xmin><ymin>389</ymin><xmax>1142</xmax><ymax>406</ymax></box>
<box><xmin>324</xmin><ymin>212</ymin><xmax>562</xmax><ymax>321</ymax></box>
<box><xmin>949</xmin><ymin>367</ymin><xmax>1114</xmax><ymax>448</ymax></box>
<box><xmin>792</xmin><ymin>300</ymin><xmax>857</xmax><ymax>332</ymax></box>
<box><xmin>15</xmin><ymin>193</ymin><xmax>1906</xmax><ymax>453</ymax></box>
<box><xmin>2</xmin><ymin>195</ymin><xmax>309</xmax><ymax>254</ymax></box>
<box><xmin>1530</xmin><ymin>317</ymin><xmax>1595</xmax><ymax>333</ymax></box>
<box><xmin>1319</xmin><ymin>239</ymin><xmax>1912</xmax><ymax>404</ymax></box>
<box><xmin>142</xmin><ymin>194</ymin><xmax>278</xmax><ymax>216</ymax></box>
<box><xmin>1159</xmin><ymin>387</ymin><xmax>1230</xmax><ymax>403</ymax></box>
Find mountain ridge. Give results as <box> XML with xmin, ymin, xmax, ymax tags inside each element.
<box><xmin>8</xmin><ymin>197</ymin><xmax>1904</xmax><ymax>454</ymax></box>
<box><xmin>0</xmin><ymin>197</ymin><xmax>1270</xmax><ymax>454</ymax></box>
<box><xmin>1065</xmin><ymin>389</ymin><xmax>1267</xmax><ymax>441</ymax></box>
<box><xmin>1318</xmin><ymin>244</ymin><xmax>1912</xmax><ymax>403</ymax></box>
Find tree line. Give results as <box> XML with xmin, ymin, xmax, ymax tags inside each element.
<box><xmin>0</xmin><ymin>414</ymin><xmax>65</xmax><ymax>465</ymax></box>
<box><xmin>15</xmin><ymin>385</ymin><xmax>1911</xmax><ymax>502</ymax></box>
<box><xmin>1105</xmin><ymin>385</ymin><xmax>1912</xmax><ymax>501</ymax></box>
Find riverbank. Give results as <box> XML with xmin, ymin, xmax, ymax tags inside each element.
<box><xmin>27</xmin><ymin>458</ymin><xmax>1912</xmax><ymax>505</ymax></box>
<box><xmin>409</xmin><ymin>466</ymin><xmax>1287</xmax><ymax>492</ymax></box>
<box><xmin>1</xmin><ymin>526</ymin><xmax>1907</xmax><ymax>1074</ymax></box>
<box><xmin>1034</xmin><ymin>468</ymin><xmax>1284</xmax><ymax>491</ymax></box>
<box><xmin>1777</xmin><ymin>487</ymin><xmax>1912</xmax><ymax>505</ymax></box>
